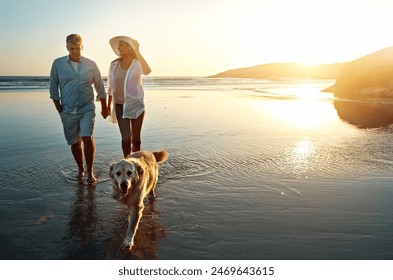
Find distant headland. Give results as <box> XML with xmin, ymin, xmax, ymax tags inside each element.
<box><xmin>209</xmin><ymin>45</ymin><xmax>393</xmax><ymax>128</ymax></box>
<box><xmin>208</xmin><ymin>62</ymin><xmax>345</xmax><ymax>79</ymax></box>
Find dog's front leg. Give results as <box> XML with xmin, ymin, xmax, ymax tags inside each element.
<box><xmin>124</xmin><ymin>204</ymin><xmax>144</xmax><ymax>249</ymax></box>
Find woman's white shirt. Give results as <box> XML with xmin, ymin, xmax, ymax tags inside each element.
<box><xmin>107</xmin><ymin>59</ymin><xmax>148</xmax><ymax>123</ymax></box>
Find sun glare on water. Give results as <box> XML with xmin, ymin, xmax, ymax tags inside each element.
<box><xmin>292</xmin><ymin>138</ymin><xmax>314</xmax><ymax>168</ymax></box>
<box><xmin>249</xmin><ymin>82</ymin><xmax>336</xmax><ymax>130</ymax></box>
<box><xmin>275</xmin><ymin>99</ymin><xmax>334</xmax><ymax>129</ymax></box>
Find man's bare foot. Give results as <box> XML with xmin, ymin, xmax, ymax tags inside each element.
<box><xmin>87</xmin><ymin>173</ymin><xmax>96</xmax><ymax>184</ymax></box>
<box><xmin>77</xmin><ymin>170</ymin><xmax>85</xmax><ymax>181</ymax></box>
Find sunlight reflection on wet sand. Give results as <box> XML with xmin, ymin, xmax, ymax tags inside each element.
<box><xmin>2</xmin><ymin>85</ymin><xmax>393</xmax><ymax>259</ymax></box>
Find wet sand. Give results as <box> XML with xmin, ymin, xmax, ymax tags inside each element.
<box><xmin>1</xmin><ymin>84</ymin><xmax>393</xmax><ymax>259</ymax></box>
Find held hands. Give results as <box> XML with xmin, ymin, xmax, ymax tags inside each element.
<box><xmin>99</xmin><ymin>98</ymin><xmax>110</xmax><ymax>119</ymax></box>
<box><xmin>101</xmin><ymin>106</ymin><xmax>110</xmax><ymax>119</ymax></box>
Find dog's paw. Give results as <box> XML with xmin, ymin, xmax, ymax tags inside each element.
<box><xmin>123</xmin><ymin>237</ymin><xmax>134</xmax><ymax>250</ymax></box>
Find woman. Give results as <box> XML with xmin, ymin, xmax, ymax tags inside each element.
<box><xmin>107</xmin><ymin>36</ymin><xmax>151</xmax><ymax>158</ymax></box>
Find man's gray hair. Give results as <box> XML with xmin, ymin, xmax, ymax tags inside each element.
<box><xmin>66</xmin><ymin>34</ymin><xmax>83</xmax><ymax>45</ymax></box>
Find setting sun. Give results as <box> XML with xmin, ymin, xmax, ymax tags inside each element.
<box><xmin>215</xmin><ymin>0</ymin><xmax>393</xmax><ymax>72</ymax></box>
<box><xmin>2</xmin><ymin>0</ymin><xmax>393</xmax><ymax>76</ymax></box>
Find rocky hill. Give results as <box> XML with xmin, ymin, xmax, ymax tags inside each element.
<box><xmin>323</xmin><ymin>46</ymin><xmax>393</xmax><ymax>99</ymax></box>
<box><xmin>209</xmin><ymin>63</ymin><xmax>345</xmax><ymax>79</ymax></box>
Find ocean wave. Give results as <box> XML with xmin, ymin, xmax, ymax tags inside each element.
<box><xmin>0</xmin><ymin>76</ymin><xmax>335</xmax><ymax>105</ymax></box>
<box><xmin>0</xmin><ymin>76</ymin><xmax>50</xmax><ymax>91</ymax></box>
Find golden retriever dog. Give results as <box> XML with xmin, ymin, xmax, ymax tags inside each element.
<box><xmin>109</xmin><ymin>150</ymin><xmax>168</xmax><ymax>250</ymax></box>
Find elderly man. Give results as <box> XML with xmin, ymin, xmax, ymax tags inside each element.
<box><xmin>50</xmin><ymin>34</ymin><xmax>109</xmax><ymax>183</ymax></box>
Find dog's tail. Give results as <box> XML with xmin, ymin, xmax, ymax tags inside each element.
<box><xmin>153</xmin><ymin>150</ymin><xmax>168</xmax><ymax>164</ymax></box>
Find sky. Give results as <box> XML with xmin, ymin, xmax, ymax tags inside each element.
<box><xmin>1</xmin><ymin>0</ymin><xmax>393</xmax><ymax>77</ymax></box>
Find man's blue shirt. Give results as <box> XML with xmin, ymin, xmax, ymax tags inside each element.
<box><xmin>49</xmin><ymin>55</ymin><xmax>106</xmax><ymax>114</ymax></box>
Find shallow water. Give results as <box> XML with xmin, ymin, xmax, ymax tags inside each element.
<box><xmin>1</xmin><ymin>78</ymin><xmax>393</xmax><ymax>259</ymax></box>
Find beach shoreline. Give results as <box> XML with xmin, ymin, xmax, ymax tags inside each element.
<box><xmin>1</xmin><ymin>79</ymin><xmax>393</xmax><ymax>260</ymax></box>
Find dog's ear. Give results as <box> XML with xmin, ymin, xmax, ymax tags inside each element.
<box><xmin>137</xmin><ymin>165</ymin><xmax>144</xmax><ymax>175</ymax></box>
<box><xmin>109</xmin><ymin>163</ymin><xmax>115</xmax><ymax>179</ymax></box>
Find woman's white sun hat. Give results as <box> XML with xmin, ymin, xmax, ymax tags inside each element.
<box><xmin>109</xmin><ymin>36</ymin><xmax>135</xmax><ymax>56</ymax></box>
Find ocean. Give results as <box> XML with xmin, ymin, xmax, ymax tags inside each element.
<box><xmin>1</xmin><ymin>76</ymin><xmax>393</xmax><ymax>260</ymax></box>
